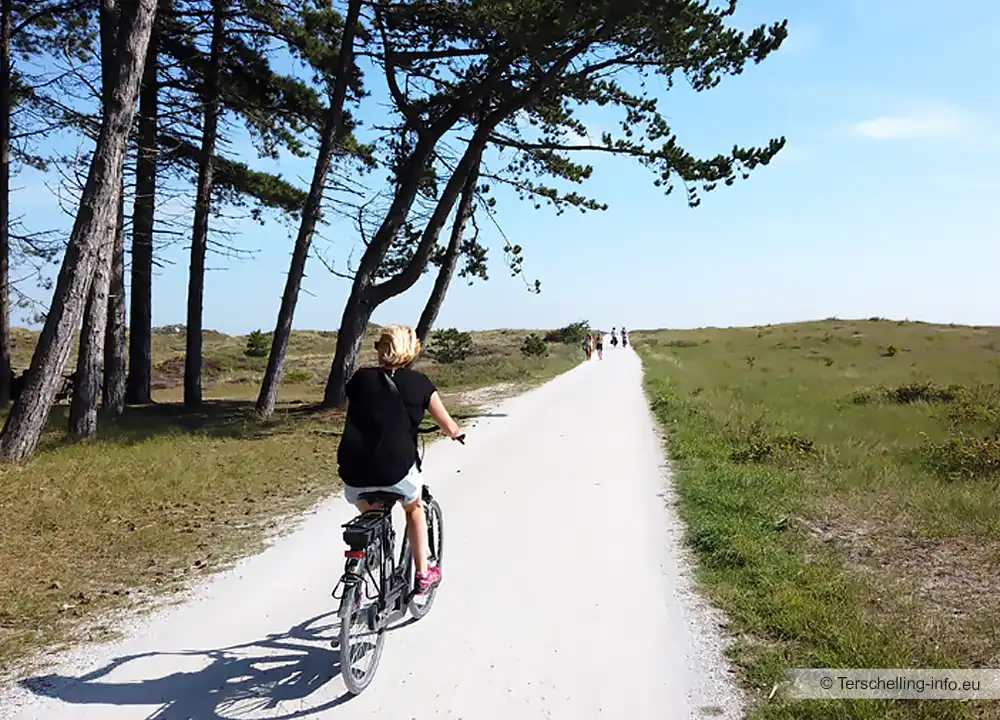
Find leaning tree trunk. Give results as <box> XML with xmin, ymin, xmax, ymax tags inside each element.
<box><xmin>70</xmin><ymin>0</ymin><xmax>125</xmax><ymax>439</ymax></box>
<box><xmin>0</xmin><ymin>0</ymin><xmax>157</xmax><ymax>462</ymax></box>
<box><xmin>415</xmin><ymin>152</ymin><xmax>480</xmax><ymax>347</ymax></box>
<box><xmin>323</xmin><ymin>135</ymin><xmax>487</xmax><ymax>407</ymax></box>
<box><xmin>0</xmin><ymin>0</ymin><xmax>11</xmax><ymax>406</ymax></box>
<box><xmin>183</xmin><ymin>0</ymin><xmax>224</xmax><ymax>409</ymax></box>
<box><xmin>255</xmin><ymin>0</ymin><xmax>361</xmax><ymax>418</ymax></box>
<box><xmin>321</xmin><ymin>33</ymin><xmax>588</xmax><ymax>408</ymax></box>
<box><xmin>319</xmin><ymin>137</ymin><xmax>452</xmax><ymax>408</ymax></box>
<box><xmin>322</xmin><ymin>291</ymin><xmax>374</xmax><ymax>406</ymax></box>
<box><xmin>103</xmin><ymin>180</ymin><xmax>127</xmax><ymax>416</ymax></box>
<box><xmin>125</xmin><ymin>32</ymin><xmax>158</xmax><ymax>405</ymax></box>
<box><xmin>69</xmin><ymin>236</ymin><xmax>113</xmax><ymax>438</ymax></box>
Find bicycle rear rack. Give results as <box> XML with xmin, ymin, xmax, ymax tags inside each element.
<box><xmin>342</xmin><ymin>509</ymin><xmax>390</xmax><ymax>551</ymax></box>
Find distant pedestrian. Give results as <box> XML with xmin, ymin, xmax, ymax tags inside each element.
<box><xmin>621</xmin><ymin>327</ymin><xmax>629</xmax><ymax>348</ymax></box>
<box><xmin>595</xmin><ymin>332</ymin><xmax>604</xmax><ymax>360</ymax></box>
<box><xmin>582</xmin><ymin>333</ymin><xmax>593</xmax><ymax>360</ymax></box>
<box><xmin>610</xmin><ymin>327</ymin><xmax>619</xmax><ymax>348</ymax></box>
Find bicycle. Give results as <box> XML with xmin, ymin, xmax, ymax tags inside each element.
<box><xmin>332</xmin><ymin>425</ymin><xmax>464</xmax><ymax>694</ymax></box>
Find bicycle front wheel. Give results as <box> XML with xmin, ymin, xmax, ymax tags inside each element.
<box><xmin>339</xmin><ymin>583</ymin><xmax>386</xmax><ymax>694</ymax></box>
<box><xmin>407</xmin><ymin>498</ymin><xmax>444</xmax><ymax>619</ymax></box>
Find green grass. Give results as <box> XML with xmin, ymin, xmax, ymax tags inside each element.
<box><xmin>0</xmin><ymin>325</ymin><xmax>580</xmax><ymax>674</ymax></box>
<box><xmin>635</xmin><ymin>319</ymin><xmax>1000</xmax><ymax>720</ymax></box>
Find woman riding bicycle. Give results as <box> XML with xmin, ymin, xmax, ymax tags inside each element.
<box><xmin>336</xmin><ymin>324</ymin><xmax>463</xmax><ymax>594</ymax></box>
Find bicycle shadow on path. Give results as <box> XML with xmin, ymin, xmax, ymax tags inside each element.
<box><xmin>18</xmin><ymin>612</ymin><xmax>352</xmax><ymax>719</ymax></box>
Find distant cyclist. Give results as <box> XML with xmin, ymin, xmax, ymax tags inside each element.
<box><xmin>610</xmin><ymin>327</ymin><xmax>618</xmax><ymax>347</ymax></box>
<box><xmin>337</xmin><ymin>324</ymin><xmax>463</xmax><ymax>594</ymax></box>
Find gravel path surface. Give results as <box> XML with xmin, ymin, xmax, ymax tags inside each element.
<box><xmin>2</xmin><ymin>343</ymin><xmax>744</xmax><ymax>719</ymax></box>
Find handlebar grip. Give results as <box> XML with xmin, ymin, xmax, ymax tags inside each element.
<box><xmin>456</xmin><ymin>434</ymin><xmax>466</xmax><ymax>445</ymax></box>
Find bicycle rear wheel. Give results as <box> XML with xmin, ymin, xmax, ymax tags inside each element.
<box><xmin>406</xmin><ymin>497</ymin><xmax>444</xmax><ymax>618</ymax></box>
<box><xmin>339</xmin><ymin>582</ymin><xmax>386</xmax><ymax>694</ymax></box>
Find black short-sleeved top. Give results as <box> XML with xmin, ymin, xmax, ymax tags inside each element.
<box><xmin>337</xmin><ymin>366</ymin><xmax>437</xmax><ymax>488</ymax></box>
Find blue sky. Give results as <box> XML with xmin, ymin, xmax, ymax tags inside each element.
<box><xmin>13</xmin><ymin>0</ymin><xmax>1000</xmax><ymax>334</ymax></box>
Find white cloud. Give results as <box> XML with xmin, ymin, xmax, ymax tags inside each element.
<box><xmin>852</xmin><ymin>107</ymin><xmax>969</xmax><ymax>140</ymax></box>
<box><xmin>770</xmin><ymin>142</ymin><xmax>815</xmax><ymax>166</ymax></box>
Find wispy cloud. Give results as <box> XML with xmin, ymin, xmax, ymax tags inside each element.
<box><xmin>770</xmin><ymin>142</ymin><xmax>815</xmax><ymax>166</ymax></box>
<box><xmin>851</xmin><ymin>107</ymin><xmax>970</xmax><ymax>140</ymax></box>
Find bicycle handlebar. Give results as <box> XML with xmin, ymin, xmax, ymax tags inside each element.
<box><xmin>417</xmin><ymin>424</ymin><xmax>466</xmax><ymax>444</ymax></box>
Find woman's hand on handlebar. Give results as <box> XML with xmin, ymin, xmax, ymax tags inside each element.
<box><xmin>428</xmin><ymin>391</ymin><xmax>463</xmax><ymax>443</ymax></box>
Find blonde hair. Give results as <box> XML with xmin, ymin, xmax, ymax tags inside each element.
<box><xmin>375</xmin><ymin>324</ymin><xmax>421</xmax><ymax>369</ymax></box>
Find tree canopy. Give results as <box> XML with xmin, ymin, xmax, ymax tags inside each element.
<box><xmin>0</xmin><ymin>0</ymin><xmax>789</xmax><ymax>458</ymax></box>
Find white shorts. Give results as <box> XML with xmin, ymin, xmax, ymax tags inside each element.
<box><xmin>343</xmin><ymin>464</ymin><xmax>422</xmax><ymax>505</ymax></box>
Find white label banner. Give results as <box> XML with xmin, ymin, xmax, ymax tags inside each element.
<box><xmin>785</xmin><ymin>669</ymin><xmax>1000</xmax><ymax>700</ymax></box>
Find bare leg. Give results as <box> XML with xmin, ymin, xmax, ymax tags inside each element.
<box><xmin>402</xmin><ymin>497</ymin><xmax>429</xmax><ymax>574</ymax></box>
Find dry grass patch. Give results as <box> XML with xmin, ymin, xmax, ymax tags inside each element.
<box><xmin>0</xmin><ymin>401</ymin><xmax>343</xmax><ymax>674</ymax></box>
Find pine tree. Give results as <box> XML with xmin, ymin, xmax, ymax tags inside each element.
<box><xmin>322</xmin><ymin>0</ymin><xmax>787</xmax><ymax>406</ymax></box>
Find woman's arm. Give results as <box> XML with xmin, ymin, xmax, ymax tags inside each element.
<box><xmin>427</xmin><ymin>391</ymin><xmax>463</xmax><ymax>439</ymax></box>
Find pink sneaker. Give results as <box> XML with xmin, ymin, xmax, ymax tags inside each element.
<box><xmin>415</xmin><ymin>566</ymin><xmax>441</xmax><ymax>594</ymax></box>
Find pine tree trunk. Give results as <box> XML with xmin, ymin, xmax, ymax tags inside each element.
<box><xmin>323</xmin><ymin>137</ymin><xmax>485</xmax><ymax>407</ymax></box>
<box><xmin>322</xmin><ymin>292</ymin><xmax>372</xmax><ymax>407</ymax></box>
<box><xmin>183</xmin><ymin>0</ymin><xmax>224</xmax><ymax>409</ymax></box>
<box><xmin>70</xmin><ymin>0</ymin><xmax>123</xmax><ymax>439</ymax></box>
<box><xmin>415</xmin><ymin>153</ymin><xmax>480</xmax><ymax>347</ymax></box>
<box><xmin>126</xmin><ymin>25</ymin><xmax>157</xmax><ymax>405</ymax></box>
<box><xmin>256</xmin><ymin>0</ymin><xmax>360</xmax><ymax>418</ymax></box>
<box><xmin>0</xmin><ymin>0</ymin><xmax>157</xmax><ymax>462</ymax></box>
<box><xmin>103</xmin><ymin>181</ymin><xmax>127</xmax><ymax>415</ymax></box>
<box><xmin>0</xmin><ymin>0</ymin><xmax>12</xmax><ymax>407</ymax></box>
<box><xmin>69</xmin><ymin>236</ymin><xmax>113</xmax><ymax>439</ymax></box>
<box><xmin>319</xmin><ymin>138</ymin><xmax>444</xmax><ymax>408</ymax></box>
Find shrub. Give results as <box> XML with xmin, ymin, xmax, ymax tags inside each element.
<box><xmin>947</xmin><ymin>386</ymin><xmax>1000</xmax><ymax>428</ymax></box>
<box><xmin>244</xmin><ymin>329</ymin><xmax>270</xmax><ymax>357</ymax></box>
<box><xmin>923</xmin><ymin>433</ymin><xmax>1000</xmax><ymax>480</ymax></box>
<box><xmin>849</xmin><ymin>382</ymin><xmax>960</xmax><ymax>406</ymax></box>
<box><xmin>730</xmin><ymin>424</ymin><xmax>816</xmax><ymax>464</ymax></box>
<box><xmin>429</xmin><ymin>328</ymin><xmax>472</xmax><ymax>364</ymax></box>
<box><xmin>884</xmin><ymin>381</ymin><xmax>958</xmax><ymax>404</ymax></box>
<box><xmin>520</xmin><ymin>333</ymin><xmax>548</xmax><ymax>358</ymax></box>
<box><xmin>851</xmin><ymin>389</ymin><xmax>876</xmax><ymax>405</ymax></box>
<box><xmin>881</xmin><ymin>344</ymin><xmax>898</xmax><ymax>357</ymax></box>
<box><xmin>544</xmin><ymin>320</ymin><xmax>590</xmax><ymax>345</ymax></box>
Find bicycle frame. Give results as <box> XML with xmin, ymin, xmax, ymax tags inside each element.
<box><xmin>338</xmin><ymin>502</ymin><xmax>414</xmax><ymax>630</ymax></box>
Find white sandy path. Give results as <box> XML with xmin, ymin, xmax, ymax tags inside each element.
<box><xmin>1</xmin><ymin>342</ymin><xmax>744</xmax><ymax>719</ymax></box>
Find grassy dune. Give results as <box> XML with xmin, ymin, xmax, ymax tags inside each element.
<box><xmin>635</xmin><ymin>318</ymin><xmax>1000</xmax><ymax>720</ymax></box>
<box><xmin>0</xmin><ymin>325</ymin><xmax>580</xmax><ymax>673</ymax></box>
